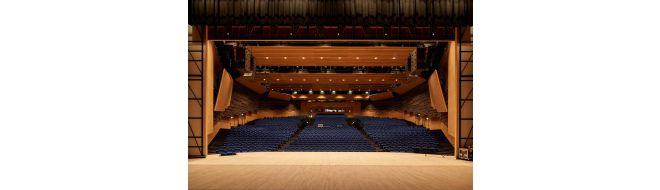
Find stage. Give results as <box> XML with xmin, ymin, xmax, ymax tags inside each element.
<box><xmin>189</xmin><ymin>152</ymin><xmax>472</xmax><ymax>190</ymax></box>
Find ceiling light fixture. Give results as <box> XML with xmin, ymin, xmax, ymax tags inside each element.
<box><xmin>266</xmin><ymin>57</ymin><xmax>269</xmax><ymax>59</ymax></box>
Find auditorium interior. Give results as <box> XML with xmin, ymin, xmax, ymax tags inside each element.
<box><xmin>188</xmin><ymin>0</ymin><xmax>473</xmax><ymax>189</ymax></box>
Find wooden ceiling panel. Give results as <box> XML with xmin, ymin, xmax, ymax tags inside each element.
<box><xmin>254</xmin><ymin>73</ymin><xmax>414</xmax><ymax>91</ymax></box>
<box><xmin>292</xmin><ymin>94</ymin><xmax>370</xmax><ymax>100</ymax></box>
<box><xmin>248</xmin><ymin>46</ymin><xmax>414</xmax><ymax>66</ymax></box>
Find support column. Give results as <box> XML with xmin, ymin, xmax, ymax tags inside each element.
<box><xmin>203</xmin><ymin>26</ymin><xmax>214</xmax><ymax>156</ymax></box>
<box><xmin>448</xmin><ymin>39</ymin><xmax>460</xmax><ymax>158</ymax></box>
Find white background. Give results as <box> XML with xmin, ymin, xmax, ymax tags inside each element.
<box><xmin>0</xmin><ymin>0</ymin><xmax>659</xmax><ymax>189</ymax></box>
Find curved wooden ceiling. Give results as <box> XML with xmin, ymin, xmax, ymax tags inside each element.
<box><xmin>254</xmin><ymin>73</ymin><xmax>419</xmax><ymax>91</ymax></box>
<box><xmin>249</xmin><ymin>46</ymin><xmax>414</xmax><ymax>66</ymax></box>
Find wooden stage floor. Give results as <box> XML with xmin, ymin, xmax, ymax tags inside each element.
<box><xmin>189</xmin><ymin>152</ymin><xmax>472</xmax><ymax>190</ymax></box>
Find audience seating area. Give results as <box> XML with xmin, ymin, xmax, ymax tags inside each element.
<box><xmin>287</xmin><ymin>115</ymin><xmax>376</xmax><ymax>152</ymax></box>
<box><xmin>216</xmin><ymin>115</ymin><xmax>450</xmax><ymax>154</ymax></box>
<box><xmin>356</xmin><ymin>116</ymin><xmax>441</xmax><ymax>153</ymax></box>
<box><xmin>217</xmin><ymin>116</ymin><xmax>304</xmax><ymax>153</ymax></box>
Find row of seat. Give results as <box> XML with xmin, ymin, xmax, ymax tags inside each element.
<box><xmin>356</xmin><ymin>116</ymin><xmax>441</xmax><ymax>153</ymax></box>
<box><xmin>288</xmin><ymin>115</ymin><xmax>375</xmax><ymax>152</ymax></box>
<box><xmin>218</xmin><ymin>116</ymin><xmax>304</xmax><ymax>153</ymax></box>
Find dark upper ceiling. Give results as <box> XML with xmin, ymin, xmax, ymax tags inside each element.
<box><xmin>189</xmin><ymin>0</ymin><xmax>473</xmax><ymax>27</ymax></box>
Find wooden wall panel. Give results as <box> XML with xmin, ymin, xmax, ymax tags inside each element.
<box><xmin>217</xmin><ymin>82</ymin><xmax>259</xmax><ymax>118</ymax></box>
<box><xmin>214</xmin><ymin>69</ymin><xmax>233</xmax><ymax>111</ymax></box>
<box><xmin>428</xmin><ymin>70</ymin><xmax>448</xmax><ymax>112</ymax></box>
<box><xmin>267</xmin><ymin>91</ymin><xmax>292</xmax><ymax>101</ymax></box>
<box><xmin>235</xmin><ymin>76</ymin><xmax>267</xmax><ymax>94</ymax></box>
<box><xmin>393</xmin><ymin>77</ymin><xmax>426</xmax><ymax>94</ymax></box>
<box><xmin>369</xmin><ymin>91</ymin><xmax>394</xmax><ymax>101</ymax></box>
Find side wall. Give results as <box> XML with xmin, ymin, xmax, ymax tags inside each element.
<box><xmin>356</xmin><ymin>83</ymin><xmax>454</xmax><ymax>146</ymax></box>
<box><xmin>208</xmin><ymin>82</ymin><xmax>302</xmax><ymax>143</ymax></box>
